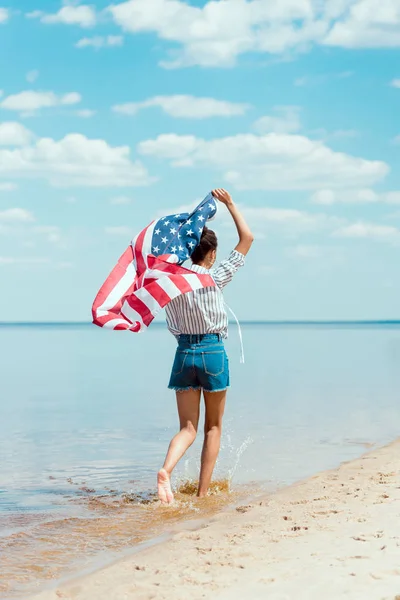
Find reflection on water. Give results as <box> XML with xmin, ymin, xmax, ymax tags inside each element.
<box><xmin>1</xmin><ymin>324</ymin><xmax>400</xmax><ymax>598</ymax></box>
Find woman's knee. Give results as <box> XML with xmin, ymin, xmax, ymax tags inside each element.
<box><xmin>204</xmin><ymin>422</ymin><xmax>222</xmax><ymax>436</ymax></box>
<box><xmin>181</xmin><ymin>420</ymin><xmax>197</xmax><ymax>439</ymax></box>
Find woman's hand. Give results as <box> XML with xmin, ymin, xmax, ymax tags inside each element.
<box><xmin>212</xmin><ymin>188</ymin><xmax>254</xmax><ymax>256</ymax></box>
<box><xmin>212</xmin><ymin>188</ymin><xmax>233</xmax><ymax>206</ymax></box>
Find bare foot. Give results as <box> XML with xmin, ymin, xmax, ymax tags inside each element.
<box><xmin>157</xmin><ymin>469</ymin><xmax>174</xmax><ymax>504</ymax></box>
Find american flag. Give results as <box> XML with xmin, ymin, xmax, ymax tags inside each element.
<box><xmin>92</xmin><ymin>193</ymin><xmax>218</xmax><ymax>332</ymax></box>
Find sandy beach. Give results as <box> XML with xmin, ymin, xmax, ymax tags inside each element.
<box><xmin>29</xmin><ymin>439</ymin><xmax>400</xmax><ymax>600</ymax></box>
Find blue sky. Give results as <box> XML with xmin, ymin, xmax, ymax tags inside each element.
<box><xmin>1</xmin><ymin>0</ymin><xmax>400</xmax><ymax>321</ymax></box>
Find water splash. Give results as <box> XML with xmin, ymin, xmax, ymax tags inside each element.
<box><xmin>224</xmin><ymin>434</ymin><xmax>254</xmax><ymax>483</ymax></box>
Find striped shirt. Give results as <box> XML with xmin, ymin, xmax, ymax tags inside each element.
<box><xmin>165</xmin><ymin>250</ymin><xmax>245</xmax><ymax>339</ymax></box>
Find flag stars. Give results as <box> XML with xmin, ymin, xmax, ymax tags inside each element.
<box><xmin>198</xmin><ymin>215</ymin><xmax>205</xmax><ymax>222</ymax></box>
<box><xmin>154</xmin><ymin>228</ymin><xmax>161</xmax><ymax>235</ymax></box>
<box><xmin>198</xmin><ymin>227</ymin><xmax>203</xmax><ymax>233</ymax></box>
<box><xmin>187</xmin><ymin>229</ymin><xmax>194</xmax><ymax>236</ymax></box>
<box><xmin>161</xmin><ymin>236</ymin><xmax>168</xmax><ymax>244</ymax></box>
<box><xmin>171</xmin><ymin>245</ymin><xmax>177</xmax><ymax>252</ymax></box>
<box><xmin>164</xmin><ymin>220</ymin><xmax>170</xmax><ymax>226</ymax></box>
<box><xmin>188</xmin><ymin>241</ymin><xmax>195</xmax><ymax>249</ymax></box>
<box><xmin>187</xmin><ymin>219</ymin><xmax>192</xmax><ymax>225</ymax></box>
<box><xmin>175</xmin><ymin>214</ymin><xmax>181</xmax><ymax>218</ymax></box>
<box><xmin>170</xmin><ymin>227</ymin><xmax>177</xmax><ymax>234</ymax></box>
<box><xmin>208</xmin><ymin>203</ymin><xmax>215</xmax><ymax>210</ymax></box>
<box><xmin>178</xmin><ymin>245</ymin><xmax>184</xmax><ymax>251</ymax></box>
<box><xmin>153</xmin><ymin>246</ymin><xmax>160</xmax><ymax>254</ymax></box>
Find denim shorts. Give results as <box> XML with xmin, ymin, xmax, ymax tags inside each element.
<box><xmin>168</xmin><ymin>334</ymin><xmax>229</xmax><ymax>393</ymax></box>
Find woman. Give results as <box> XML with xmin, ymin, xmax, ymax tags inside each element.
<box><xmin>157</xmin><ymin>188</ymin><xmax>254</xmax><ymax>504</ymax></box>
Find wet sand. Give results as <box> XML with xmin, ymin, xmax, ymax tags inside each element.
<box><xmin>1</xmin><ymin>481</ymin><xmax>242</xmax><ymax>598</ymax></box>
<box><xmin>29</xmin><ymin>439</ymin><xmax>400</xmax><ymax>600</ymax></box>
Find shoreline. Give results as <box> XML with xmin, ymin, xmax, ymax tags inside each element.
<box><xmin>30</xmin><ymin>438</ymin><xmax>400</xmax><ymax>600</ymax></box>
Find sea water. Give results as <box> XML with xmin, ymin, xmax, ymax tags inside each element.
<box><xmin>1</xmin><ymin>323</ymin><xmax>400</xmax><ymax>597</ymax></box>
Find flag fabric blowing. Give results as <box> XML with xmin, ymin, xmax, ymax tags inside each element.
<box><xmin>92</xmin><ymin>193</ymin><xmax>218</xmax><ymax>333</ymax></box>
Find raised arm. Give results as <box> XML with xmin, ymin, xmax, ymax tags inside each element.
<box><xmin>212</xmin><ymin>188</ymin><xmax>254</xmax><ymax>256</ymax></box>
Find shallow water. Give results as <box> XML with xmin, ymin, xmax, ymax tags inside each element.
<box><xmin>1</xmin><ymin>323</ymin><xmax>400</xmax><ymax>597</ymax></box>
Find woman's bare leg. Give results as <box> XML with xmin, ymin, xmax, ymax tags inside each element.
<box><xmin>158</xmin><ymin>389</ymin><xmax>201</xmax><ymax>504</ymax></box>
<box><xmin>197</xmin><ymin>390</ymin><xmax>227</xmax><ymax>498</ymax></box>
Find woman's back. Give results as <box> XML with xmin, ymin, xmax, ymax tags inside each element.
<box><xmin>165</xmin><ymin>250</ymin><xmax>245</xmax><ymax>338</ymax></box>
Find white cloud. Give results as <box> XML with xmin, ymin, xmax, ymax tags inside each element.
<box><xmin>0</xmin><ymin>255</ymin><xmax>71</xmax><ymax>268</ymax></box>
<box><xmin>0</xmin><ymin>133</ymin><xmax>155</xmax><ymax>188</ymax></box>
<box><xmin>288</xmin><ymin>244</ymin><xmax>322</xmax><ymax>259</ymax></box>
<box><xmin>0</xmin><ymin>182</ymin><xmax>17</xmax><ymax>191</ymax></box>
<box><xmin>0</xmin><ymin>210</ymin><xmax>66</xmax><ymax>247</ymax></box>
<box><xmin>253</xmin><ymin>106</ymin><xmax>301</xmax><ymax>134</ymax></box>
<box><xmin>113</xmin><ymin>95</ymin><xmax>250</xmax><ymax>119</ymax></box>
<box><xmin>390</xmin><ymin>78</ymin><xmax>400</xmax><ymax>88</ymax></box>
<box><xmin>334</xmin><ymin>222</ymin><xmax>400</xmax><ymax>241</ymax></box>
<box><xmin>107</xmin><ymin>0</ymin><xmax>400</xmax><ymax>66</ymax></box>
<box><xmin>0</xmin><ymin>257</ymin><xmax>51</xmax><ymax>266</ymax></box>
<box><xmin>75</xmin><ymin>35</ymin><xmax>124</xmax><ymax>49</ymax></box>
<box><xmin>33</xmin><ymin>225</ymin><xmax>61</xmax><ymax>243</ymax></box>
<box><xmin>0</xmin><ymin>208</ymin><xmax>35</xmax><ymax>223</ymax></box>
<box><xmin>75</xmin><ymin>109</ymin><xmax>97</xmax><ymax>118</ymax></box>
<box><xmin>26</xmin><ymin>70</ymin><xmax>40</xmax><ymax>83</ymax></box>
<box><xmin>161</xmin><ymin>200</ymin><xmax>340</xmax><ymax>238</ymax></box>
<box><xmin>105</xmin><ymin>226</ymin><xmax>133</xmax><ymax>235</ymax></box>
<box><xmin>311</xmin><ymin>188</ymin><xmax>400</xmax><ymax>205</ymax></box>
<box><xmin>236</xmin><ymin>206</ymin><xmax>338</xmax><ymax>234</ymax></box>
<box><xmin>0</xmin><ymin>122</ymin><xmax>33</xmax><ymax>146</ymax></box>
<box><xmin>294</xmin><ymin>71</ymin><xmax>353</xmax><ymax>86</ymax></box>
<box><xmin>0</xmin><ymin>91</ymin><xmax>82</xmax><ymax>113</ymax></box>
<box><xmin>108</xmin><ymin>0</ymin><xmax>326</xmax><ymax>68</ymax></box>
<box><xmin>331</xmin><ymin>129</ymin><xmax>358</xmax><ymax>139</ymax></box>
<box><xmin>138</xmin><ymin>132</ymin><xmax>388</xmax><ymax>191</ymax></box>
<box><xmin>110</xmin><ymin>195</ymin><xmax>132</xmax><ymax>204</ymax></box>
<box><xmin>287</xmin><ymin>243</ymin><xmax>345</xmax><ymax>263</ymax></box>
<box><xmin>0</xmin><ymin>7</ymin><xmax>9</xmax><ymax>23</ymax></box>
<box><xmin>38</xmin><ymin>5</ymin><xmax>96</xmax><ymax>28</ymax></box>
<box><xmin>26</xmin><ymin>10</ymin><xmax>43</xmax><ymax>19</ymax></box>
<box><xmin>324</xmin><ymin>0</ymin><xmax>400</xmax><ymax>49</ymax></box>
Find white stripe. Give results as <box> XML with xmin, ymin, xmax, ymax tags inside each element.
<box><xmin>134</xmin><ymin>286</ymin><xmax>161</xmax><ymax>316</ymax></box>
<box><xmin>121</xmin><ymin>300</ymin><xmax>142</xmax><ymax>324</ymax></box>
<box><xmin>156</xmin><ymin>276</ymin><xmax>182</xmax><ymax>300</ymax></box>
<box><xmin>97</xmin><ymin>262</ymin><xmax>136</xmax><ymax>314</ymax></box>
<box><xmin>145</xmin><ymin>268</ymin><xmax>175</xmax><ymax>280</ymax></box>
<box><xmin>182</xmin><ymin>273</ymin><xmax>207</xmax><ymax>291</ymax></box>
<box><xmin>104</xmin><ymin>318</ymin><xmax>133</xmax><ymax>330</ymax></box>
<box><xmin>142</xmin><ymin>221</ymin><xmax>156</xmax><ymax>267</ymax></box>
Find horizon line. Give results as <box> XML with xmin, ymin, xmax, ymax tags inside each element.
<box><xmin>1</xmin><ymin>320</ymin><xmax>400</xmax><ymax>327</ymax></box>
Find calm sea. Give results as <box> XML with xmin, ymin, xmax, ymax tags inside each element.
<box><xmin>1</xmin><ymin>323</ymin><xmax>400</xmax><ymax>597</ymax></box>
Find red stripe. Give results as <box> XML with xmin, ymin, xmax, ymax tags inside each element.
<box><xmin>92</xmin><ymin>246</ymin><xmax>135</xmax><ymax>320</ymax></box>
<box><xmin>113</xmin><ymin>323</ymin><xmax>131</xmax><ymax>330</ymax></box>
<box><xmin>169</xmin><ymin>274</ymin><xmax>194</xmax><ymax>295</ymax></box>
<box><xmin>148</xmin><ymin>256</ymin><xmax>198</xmax><ymax>276</ymax></box>
<box><xmin>93</xmin><ymin>312</ymin><xmax>133</xmax><ymax>328</ymax></box>
<box><xmin>145</xmin><ymin>280</ymin><xmax>172</xmax><ymax>308</ymax></box>
<box><xmin>125</xmin><ymin>294</ymin><xmax>154</xmax><ymax>327</ymax></box>
<box><xmin>133</xmin><ymin>225</ymin><xmax>150</xmax><ymax>274</ymax></box>
<box><xmin>196</xmin><ymin>274</ymin><xmax>215</xmax><ymax>288</ymax></box>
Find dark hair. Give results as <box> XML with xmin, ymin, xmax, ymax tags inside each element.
<box><xmin>191</xmin><ymin>227</ymin><xmax>218</xmax><ymax>264</ymax></box>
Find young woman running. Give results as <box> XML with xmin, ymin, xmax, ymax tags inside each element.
<box><xmin>157</xmin><ymin>188</ymin><xmax>254</xmax><ymax>504</ymax></box>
